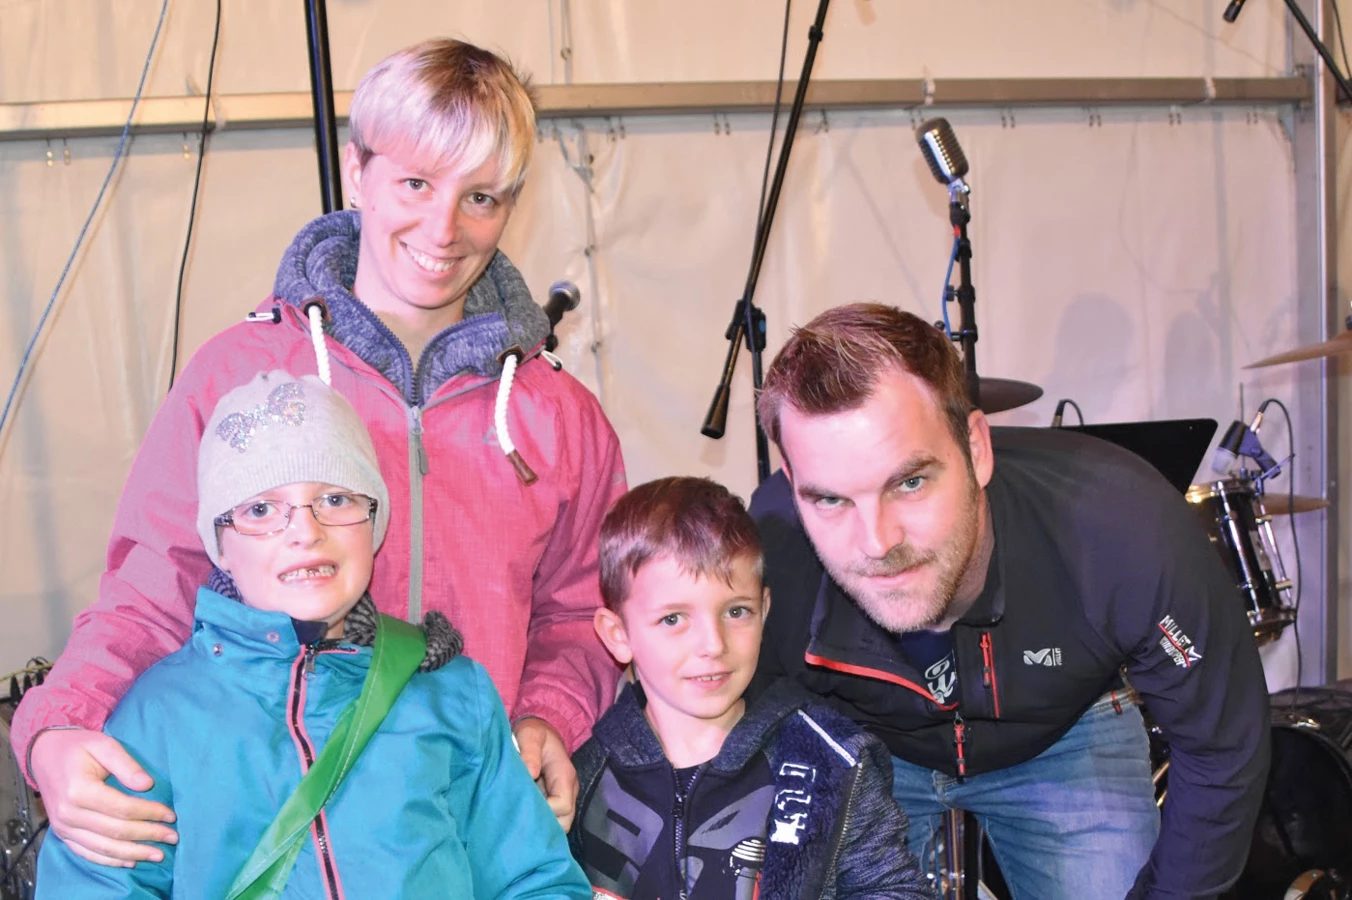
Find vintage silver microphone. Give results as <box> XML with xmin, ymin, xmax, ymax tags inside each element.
<box><xmin>916</xmin><ymin>118</ymin><xmax>970</xmax><ymax>198</ymax></box>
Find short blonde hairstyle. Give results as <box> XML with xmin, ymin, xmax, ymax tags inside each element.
<box><xmin>348</xmin><ymin>39</ymin><xmax>537</xmax><ymax>195</ymax></box>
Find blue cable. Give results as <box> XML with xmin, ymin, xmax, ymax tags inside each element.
<box><xmin>0</xmin><ymin>0</ymin><xmax>171</xmax><ymax>444</ymax></box>
<box><xmin>940</xmin><ymin>234</ymin><xmax>960</xmax><ymax>338</ymax></box>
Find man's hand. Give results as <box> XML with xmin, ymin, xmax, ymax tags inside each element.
<box><xmin>512</xmin><ymin>717</ymin><xmax>579</xmax><ymax>831</ymax></box>
<box><xmin>30</xmin><ymin>728</ymin><xmax>178</xmax><ymax>867</ymax></box>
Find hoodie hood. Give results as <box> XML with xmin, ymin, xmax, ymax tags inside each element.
<box><xmin>272</xmin><ymin>210</ymin><xmax>551</xmax><ymax>404</ymax></box>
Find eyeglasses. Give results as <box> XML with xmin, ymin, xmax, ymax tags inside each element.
<box><xmin>214</xmin><ymin>492</ymin><xmax>378</xmax><ymax>537</ymax></box>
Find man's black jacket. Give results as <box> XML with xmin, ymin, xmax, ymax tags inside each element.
<box><xmin>750</xmin><ymin>426</ymin><xmax>1269</xmax><ymax>899</ymax></box>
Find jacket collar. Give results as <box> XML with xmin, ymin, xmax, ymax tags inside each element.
<box><xmin>269</xmin><ymin>210</ymin><xmax>550</xmax><ymax>404</ymax></box>
<box><xmin>202</xmin><ymin>569</ymin><xmax>463</xmax><ymax>671</ymax></box>
<box><xmin>592</xmin><ymin>679</ymin><xmax>812</xmax><ymax>773</ymax></box>
<box><xmin>191</xmin><ymin>586</ymin><xmax>341</xmax><ymax>660</ymax></box>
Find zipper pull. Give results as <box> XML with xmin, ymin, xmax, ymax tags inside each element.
<box><xmin>981</xmin><ymin>632</ymin><xmax>993</xmax><ymax>687</ymax></box>
<box><xmin>408</xmin><ymin>406</ymin><xmax>429</xmax><ymax>475</ymax></box>
<box><xmin>304</xmin><ymin>643</ymin><xmax>319</xmax><ymax>676</ymax></box>
<box><xmin>953</xmin><ymin>714</ymin><xmax>967</xmax><ymax>780</ymax></box>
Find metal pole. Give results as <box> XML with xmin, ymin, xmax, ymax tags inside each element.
<box><xmin>1288</xmin><ymin>0</ymin><xmax>1339</xmax><ymax>684</ymax></box>
<box><xmin>303</xmin><ymin>0</ymin><xmax>344</xmax><ymax>213</ymax></box>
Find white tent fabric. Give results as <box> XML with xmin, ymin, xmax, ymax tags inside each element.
<box><xmin>0</xmin><ymin>1</ymin><xmax>1339</xmax><ymax>689</ymax></box>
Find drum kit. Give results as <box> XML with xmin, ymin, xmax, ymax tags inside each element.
<box><xmin>928</xmin><ymin>328</ymin><xmax>1352</xmax><ymax>900</ymax></box>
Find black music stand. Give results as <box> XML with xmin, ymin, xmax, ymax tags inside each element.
<box><xmin>1062</xmin><ymin>418</ymin><xmax>1218</xmax><ymax>494</ymax></box>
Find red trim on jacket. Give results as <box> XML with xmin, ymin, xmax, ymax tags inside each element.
<box><xmin>804</xmin><ymin>652</ymin><xmax>959</xmax><ymax>711</ymax></box>
<box><xmin>980</xmin><ymin>632</ymin><xmax>1001</xmax><ymax>719</ymax></box>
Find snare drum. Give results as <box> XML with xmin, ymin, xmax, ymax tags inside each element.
<box><xmin>1185</xmin><ymin>479</ymin><xmax>1295</xmax><ymax>646</ymax></box>
<box><xmin>1</xmin><ymin>703</ymin><xmax>44</xmax><ymax>900</ymax></box>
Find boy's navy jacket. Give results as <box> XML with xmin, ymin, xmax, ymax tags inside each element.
<box><xmin>36</xmin><ymin>587</ymin><xmax>590</xmax><ymax>899</ymax></box>
<box><xmin>569</xmin><ymin>679</ymin><xmax>934</xmax><ymax>899</ymax></box>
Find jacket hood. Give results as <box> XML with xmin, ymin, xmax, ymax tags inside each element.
<box><xmin>592</xmin><ymin>678</ymin><xmax>813</xmax><ymax>774</ymax></box>
<box><xmin>272</xmin><ymin>210</ymin><xmax>551</xmax><ymax>403</ymax></box>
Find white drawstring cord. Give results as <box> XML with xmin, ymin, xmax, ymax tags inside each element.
<box><xmin>495</xmin><ymin>349</ymin><xmax>537</xmax><ymax>484</ymax></box>
<box><xmin>306</xmin><ymin>302</ymin><xmax>331</xmax><ymax>386</ymax></box>
<box><xmin>495</xmin><ymin>352</ymin><xmax>519</xmax><ymax>457</ymax></box>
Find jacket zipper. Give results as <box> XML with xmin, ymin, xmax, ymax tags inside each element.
<box><xmin>672</xmin><ymin>766</ymin><xmax>703</xmax><ymax>900</ymax></box>
<box><xmin>297</xmin><ymin>309</ymin><xmax>548</xmax><ymax>627</ymax></box>
<box><xmin>952</xmin><ymin>713</ymin><xmax>967</xmax><ymax>781</ymax></box>
<box><xmin>406</xmin><ymin>405</ymin><xmax>428</xmax><ymax>622</ymax></box>
<box><xmin>980</xmin><ymin>631</ymin><xmax>1001</xmax><ymax>719</ymax></box>
<box><xmin>289</xmin><ymin>645</ymin><xmax>343</xmax><ymax>900</ymax></box>
<box><xmin>821</xmin><ymin>764</ymin><xmax>862</xmax><ymax>894</ymax></box>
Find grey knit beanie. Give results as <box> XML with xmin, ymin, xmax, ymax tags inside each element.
<box><xmin>197</xmin><ymin>371</ymin><xmax>390</xmax><ymax>566</ymax></box>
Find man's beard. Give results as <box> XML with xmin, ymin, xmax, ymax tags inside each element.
<box><xmin>816</xmin><ymin>484</ymin><xmax>982</xmax><ymax>634</ymax></box>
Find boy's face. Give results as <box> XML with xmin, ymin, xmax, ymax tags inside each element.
<box><xmin>217</xmin><ymin>481</ymin><xmax>375</xmax><ymax>639</ymax></box>
<box><xmin>594</xmin><ymin>553</ymin><xmax>768</xmax><ymax>742</ymax></box>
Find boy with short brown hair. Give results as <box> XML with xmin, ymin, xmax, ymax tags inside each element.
<box><xmin>570</xmin><ymin>476</ymin><xmax>933</xmax><ymax>899</ymax></box>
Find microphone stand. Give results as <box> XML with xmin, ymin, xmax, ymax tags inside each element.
<box><xmin>1281</xmin><ymin>0</ymin><xmax>1352</xmax><ymax>105</ymax></box>
<box><xmin>304</xmin><ymin>0</ymin><xmax>344</xmax><ymax>213</ymax></box>
<box><xmin>947</xmin><ymin>185</ymin><xmax>980</xmax><ymax>410</ymax></box>
<box><xmin>702</xmin><ymin>0</ymin><xmax>833</xmax><ymax>485</ymax></box>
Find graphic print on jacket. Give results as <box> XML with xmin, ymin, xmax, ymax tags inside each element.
<box><xmin>579</xmin><ymin>758</ymin><xmax>774</xmax><ymax>899</ymax></box>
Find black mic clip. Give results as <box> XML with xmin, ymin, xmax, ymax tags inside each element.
<box><xmin>1236</xmin><ymin>425</ymin><xmax>1281</xmax><ymax>480</ymax></box>
<box><xmin>1215</xmin><ymin>406</ymin><xmax>1281</xmax><ymax>480</ymax></box>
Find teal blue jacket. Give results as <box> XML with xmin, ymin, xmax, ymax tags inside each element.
<box><xmin>36</xmin><ymin>588</ymin><xmax>590</xmax><ymax>899</ymax></box>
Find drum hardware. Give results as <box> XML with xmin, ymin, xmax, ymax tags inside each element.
<box><xmin>1</xmin><ymin>708</ymin><xmax>45</xmax><ymax>900</ymax></box>
<box><xmin>2</xmin><ymin>661</ymin><xmax>51</xmax><ymax>900</ymax></box>
<box><xmin>1151</xmin><ymin>759</ymin><xmax>1170</xmax><ymax>809</ymax></box>
<box><xmin>1151</xmin><ymin>682</ymin><xmax>1352</xmax><ymax>900</ymax></box>
<box><xmin>1280</xmin><ymin>712</ymin><xmax>1323</xmax><ymax>731</ymax></box>
<box><xmin>928</xmin><ymin>809</ymin><xmax>1002</xmax><ymax>900</ymax></box>
<box><xmin>1283</xmin><ymin>869</ymin><xmax>1345</xmax><ymax>900</ymax></box>
<box><xmin>1185</xmin><ymin>479</ymin><xmax>1297</xmax><ymax>646</ymax></box>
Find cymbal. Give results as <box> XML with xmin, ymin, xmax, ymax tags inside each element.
<box><xmin>1257</xmin><ymin>493</ymin><xmax>1331</xmax><ymax>515</ymax></box>
<box><xmin>977</xmin><ymin>377</ymin><xmax>1043</xmax><ymax>414</ymax></box>
<box><xmin>1245</xmin><ymin>331</ymin><xmax>1352</xmax><ymax>368</ymax></box>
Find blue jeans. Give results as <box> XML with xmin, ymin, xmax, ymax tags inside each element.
<box><xmin>890</xmin><ymin>693</ymin><xmax>1160</xmax><ymax>900</ymax></box>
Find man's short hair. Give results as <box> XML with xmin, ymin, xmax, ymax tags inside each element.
<box><xmin>757</xmin><ymin>303</ymin><xmax>973</xmax><ymax>462</ymax></box>
<box><xmin>599</xmin><ymin>477</ymin><xmax>763</xmax><ymax>612</ymax></box>
<box><xmin>348</xmin><ymin>38</ymin><xmax>537</xmax><ymax>196</ymax></box>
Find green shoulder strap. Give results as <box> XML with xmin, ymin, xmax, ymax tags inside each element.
<box><xmin>224</xmin><ymin>615</ymin><xmax>427</xmax><ymax>900</ymax></box>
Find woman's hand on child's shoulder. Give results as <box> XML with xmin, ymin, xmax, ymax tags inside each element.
<box><xmin>31</xmin><ymin>727</ymin><xmax>178</xmax><ymax>867</ymax></box>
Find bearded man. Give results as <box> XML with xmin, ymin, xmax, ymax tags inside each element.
<box><xmin>749</xmin><ymin>303</ymin><xmax>1268</xmax><ymax>900</ymax></box>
